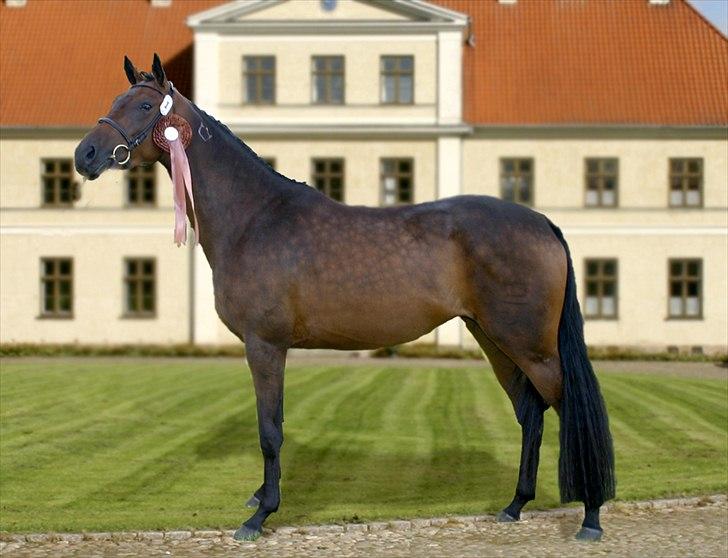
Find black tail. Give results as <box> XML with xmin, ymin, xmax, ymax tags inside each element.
<box><xmin>549</xmin><ymin>222</ymin><xmax>616</xmax><ymax>509</ymax></box>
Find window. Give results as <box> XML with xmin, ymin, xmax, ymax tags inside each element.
<box><xmin>585</xmin><ymin>158</ymin><xmax>618</xmax><ymax>207</ymax></box>
<box><xmin>124</xmin><ymin>258</ymin><xmax>156</xmax><ymax>317</ymax></box>
<box><xmin>312</xmin><ymin>56</ymin><xmax>344</xmax><ymax>105</ymax></box>
<box><xmin>584</xmin><ymin>259</ymin><xmax>618</xmax><ymax>319</ymax></box>
<box><xmin>500</xmin><ymin>158</ymin><xmax>533</xmax><ymax>206</ymax></box>
<box><xmin>381</xmin><ymin>158</ymin><xmax>413</xmax><ymax>205</ymax></box>
<box><xmin>380</xmin><ymin>56</ymin><xmax>413</xmax><ymax>104</ymax></box>
<box><xmin>126</xmin><ymin>166</ymin><xmax>156</xmax><ymax>207</ymax></box>
<box><xmin>669</xmin><ymin>158</ymin><xmax>702</xmax><ymax>207</ymax></box>
<box><xmin>668</xmin><ymin>259</ymin><xmax>702</xmax><ymax>318</ymax></box>
<box><xmin>244</xmin><ymin>56</ymin><xmax>275</xmax><ymax>104</ymax></box>
<box><xmin>261</xmin><ymin>158</ymin><xmax>276</xmax><ymax>170</ymax></box>
<box><xmin>312</xmin><ymin>158</ymin><xmax>344</xmax><ymax>201</ymax></box>
<box><xmin>40</xmin><ymin>258</ymin><xmax>73</xmax><ymax>317</ymax></box>
<box><xmin>41</xmin><ymin>159</ymin><xmax>74</xmax><ymax>207</ymax></box>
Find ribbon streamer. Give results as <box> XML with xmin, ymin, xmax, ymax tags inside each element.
<box><xmin>166</xmin><ymin>127</ymin><xmax>199</xmax><ymax>246</ymax></box>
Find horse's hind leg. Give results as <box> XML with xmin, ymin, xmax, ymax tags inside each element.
<box><xmin>464</xmin><ymin>318</ymin><xmax>548</xmax><ymax>521</ymax></box>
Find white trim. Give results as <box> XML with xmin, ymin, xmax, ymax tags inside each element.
<box><xmin>187</xmin><ymin>0</ymin><xmax>469</xmax><ymax>32</ymax></box>
<box><xmin>2</xmin><ymin>226</ymin><xmax>725</xmax><ymax>237</ymax></box>
<box><xmin>216</xmin><ymin>33</ymin><xmax>437</xmax><ymax>42</ymax></box>
<box><xmin>0</xmin><ymin>226</ymin><xmax>172</xmax><ymax>236</ymax></box>
<box><xmin>194</xmin><ymin>22</ymin><xmax>466</xmax><ymax>34</ymax></box>
<box><xmin>224</xmin><ymin>124</ymin><xmax>472</xmax><ymax>136</ymax></box>
<box><xmin>561</xmin><ymin>227</ymin><xmax>728</xmax><ymax>236</ymax></box>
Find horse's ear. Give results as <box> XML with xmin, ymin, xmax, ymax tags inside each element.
<box><xmin>151</xmin><ymin>53</ymin><xmax>167</xmax><ymax>88</ymax></box>
<box><xmin>123</xmin><ymin>55</ymin><xmax>142</xmax><ymax>85</ymax></box>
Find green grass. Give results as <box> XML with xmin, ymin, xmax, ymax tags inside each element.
<box><xmin>0</xmin><ymin>359</ymin><xmax>726</xmax><ymax>533</ymax></box>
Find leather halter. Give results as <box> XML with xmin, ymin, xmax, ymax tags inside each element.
<box><xmin>98</xmin><ymin>82</ymin><xmax>174</xmax><ymax>165</ymax></box>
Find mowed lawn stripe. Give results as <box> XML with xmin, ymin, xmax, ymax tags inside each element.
<box><xmin>600</xmin><ymin>382</ymin><xmax>661</xmax><ymax>451</ymax></box>
<box><xmin>0</xmin><ymin>362</ymin><xmax>211</xmax><ymax>450</ymax></box>
<box><xmin>607</xmin><ymin>376</ymin><xmax>724</xmax><ymax>447</ymax></box>
<box><xmin>280</xmin><ymin>367</ymin><xmax>405</xmax><ymax>524</ymax></box>
<box><xmin>1</xmin><ymin>360</ymin><xmax>726</xmax><ymax>533</ymax></box>
<box><xmin>621</xmin><ymin>376</ymin><xmax>726</xmax><ymax>425</ymax></box>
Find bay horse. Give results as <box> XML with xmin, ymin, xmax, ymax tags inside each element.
<box><xmin>74</xmin><ymin>55</ymin><xmax>615</xmax><ymax>542</ymax></box>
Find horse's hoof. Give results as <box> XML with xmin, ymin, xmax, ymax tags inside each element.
<box><xmin>575</xmin><ymin>526</ymin><xmax>603</xmax><ymax>541</ymax></box>
<box><xmin>496</xmin><ymin>510</ymin><xmax>518</xmax><ymax>523</ymax></box>
<box><xmin>245</xmin><ymin>495</ymin><xmax>260</xmax><ymax>508</ymax></box>
<box><xmin>233</xmin><ymin>525</ymin><xmax>262</xmax><ymax>541</ymax></box>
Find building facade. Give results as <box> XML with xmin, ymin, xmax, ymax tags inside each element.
<box><xmin>1</xmin><ymin>0</ymin><xmax>726</xmax><ymax>353</ymax></box>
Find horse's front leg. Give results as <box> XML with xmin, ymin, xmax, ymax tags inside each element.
<box><xmin>234</xmin><ymin>336</ymin><xmax>286</xmax><ymax>541</ymax></box>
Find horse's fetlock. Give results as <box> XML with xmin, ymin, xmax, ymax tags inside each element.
<box><xmin>259</xmin><ymin>491</ymin><xmax>280</xmax><ymax>513</ymax></box>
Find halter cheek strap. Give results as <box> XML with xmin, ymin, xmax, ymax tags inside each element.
<box><xmin>98</xmin><ymin>82</ymin><xmax>175</xmax><ymax>164</ymax></box>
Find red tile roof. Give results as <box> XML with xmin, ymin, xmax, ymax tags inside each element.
<box><xmin>439</xmin><ymin>0</ymin><xmax>728</xmax><ymax>125</ymax></box>
<box><xmin>0</xmin><ymin>0</ymin><xmax>222</xmax><ymax>127</ymax></box>
<box><xmin>1</xmin><ymin>0</ymin><xmax>726</xmax><ymax>127</ymax></box>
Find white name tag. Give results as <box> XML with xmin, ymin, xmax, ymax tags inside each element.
<box><xmin>160</xmin><ymin>95</ymin><xmax>173</xmax><ymax>116</ymax></box>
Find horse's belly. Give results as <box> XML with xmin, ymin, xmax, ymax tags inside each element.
<box><xmin>291</xmin><ymin>293</ymin><xmax>455</xmax><ymax>350</ymax></box>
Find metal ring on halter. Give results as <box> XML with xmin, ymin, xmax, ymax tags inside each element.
<box><xmin>112</xmin><ymin>144</ymin><xmax>131</xmax><ymax>165</ymax></box>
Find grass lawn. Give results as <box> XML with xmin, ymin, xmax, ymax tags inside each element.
<box><xmin>0</xmin><ymin>359</ymin><xmax>726</xmax><ymax>534</ymax></box>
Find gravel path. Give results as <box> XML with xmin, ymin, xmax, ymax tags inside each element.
<box><xmin>2</xmin><ymin>496</ymin><xmax>725</xmax><ymax>557</ymax></box>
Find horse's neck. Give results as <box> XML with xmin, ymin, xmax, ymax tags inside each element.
<box><xmin>159</xmin><ymin>98</ymin><xmax>294</xmax><ymax>267</ymax></box>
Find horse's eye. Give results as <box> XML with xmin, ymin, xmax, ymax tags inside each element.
<box><xmin>140</xmin><ymin>102</ymin><xmax>152</xmax><ymax>111</ymax></box>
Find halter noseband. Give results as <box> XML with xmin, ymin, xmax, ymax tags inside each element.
<box><xmin>98</xmin><ymin>82</ymin><xmax>175</xmax><ymax>165</ymax></box>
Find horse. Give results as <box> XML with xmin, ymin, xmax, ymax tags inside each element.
<box><xmin>74</xmin><ymin>55</ymin><xmax>615</xmax><ymax>542</ymax></box>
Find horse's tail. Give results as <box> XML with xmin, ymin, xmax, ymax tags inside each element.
<box><xmin>549</xmin><ymin>222</ymin><xmax>616</xmax><ymax>508</ymax></box>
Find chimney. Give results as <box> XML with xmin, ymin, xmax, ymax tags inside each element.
<box><xmin>498</xmin><ymin>0</ymin><xmax>517</xmax><ymax>4</ymax></box>
<box><xmin>150</xmin><ymin>0</ymin><xmax>171</xmax><ymax>7</ymax></box>
<box><xmin>648</xmin><ymin>0</ymin><xmax>670</xmax><ymax>5</ymax></box>
<box><xmin>4</xmin><ymin>0</ymin><xmax>27</xmax><ymax>7</ymax></box>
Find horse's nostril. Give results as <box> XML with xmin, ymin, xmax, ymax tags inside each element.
<box><xmin>85</xmin><ymin>145</ymin><xmax>96</xmax><ymax>161</ymax></box>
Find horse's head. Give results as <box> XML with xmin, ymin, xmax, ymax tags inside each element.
<box><xmin>75</xmin><ymin>54</ymin><xmax>172</xmax><ymax>180</ymax></box>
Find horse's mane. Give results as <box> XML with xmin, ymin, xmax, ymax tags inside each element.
<box><xmin>192</xmin><ymin>103</ymin><xmax>309</xmax><ymax>190</ymax></box>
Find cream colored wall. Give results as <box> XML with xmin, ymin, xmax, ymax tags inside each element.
<box><xmin>571</xmin><ymin>233</ymin><xmax>728</xmax><ymax>350</ymax></box>
<box><xmin>462</xmin><ymin>136</ymin><xmax>728</xmax><ymax>209</ymax></box>
<box><xmin>0</xmin><ymin>137</ymin><xmax>175</xmax><ymax>209</ymax></box>
<box><xmin>246</xmin><ymin>136</ymin><xmax>437</xmax><ymax>205</ymax></box>
<box><xmin>236</xmin><ymin>0</ymin><xmax>409</xmax><ymax>21</ymax></box>
<box><xmin>216</xmin><ymin>35</ymin><xmax>437</xmax><ymax>124</ymax></box>
<box><xmin>0</xmin><ymin>233</ymin><xmax>190</xmax><ymax>344</ymax></box>
<box><xmin>0</xmin><ymin>136</ymin><xmax>190</xmax><ymax>344</ymax></box>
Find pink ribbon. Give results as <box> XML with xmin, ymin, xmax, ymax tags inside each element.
<box><xmin>168</xmin><ymin>134</ymin><xmax>199</xmax><ymax>246</ymax></box>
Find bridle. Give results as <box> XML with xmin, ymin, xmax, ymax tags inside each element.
<box><xmin>98</xmin><ymin>82</ymin><xmax>175</xmax><ymax>165</ymax></box>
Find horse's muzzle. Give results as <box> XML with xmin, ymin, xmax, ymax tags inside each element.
<box><xmin>74</xmin><ymin>136</ymin><xmax>110</xmax><ymax>180</ymax></box>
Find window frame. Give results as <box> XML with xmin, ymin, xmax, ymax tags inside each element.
<box><xmin>41</xmin><ymin>158</ymin><xmax>75</xmax><ymax>208</ymax></box>
<box><xmin>668</xmin><ymin>158</ymin><xmax>703</xmax><ymax>208</ymax></box>
<box><xmin>584</xmin><ymin>158</ymin><xmax>619</xmax><ymax>208</ymax></box>
<box><xmin>123</xmin><ymin>257</ymin><xmax>157</xmax><ymax>319</ymax></box>
<box><xmin>380</xmin><ymin>55</ymin><xmax>414</xmax><ymax>105</ymax></box>
<box><xmin>39</xmin><ymin>257</ymin><xmax>73</xmax><ymax>319</ymax></box>
<box><xmin>311</xmin><ymin>158</ymin><xmax>345</xmax><ymax>202</ymax></box>
<box><xmin>125</xmin><ymin>165</ymin><xmax>157</xmax><ymax>208</ymax></box>
<box><xmin>243</xmin><ymin>55</ymin><xmax>276</xmax><ymax>105</ymax></box>
<box><xmin>499</xmin><ymin>158</ymin><xmax>534</xmax><ymax>207</ymax></box>
<box><xmin>667</xmin><ymin>258</ymin><xmax>703</xmax><ymax>320</ymax></box>
<box><xmin>583</xmin><ymin>258</ymin><xmax>619</xmax><ymax>320</ymax></box>
<box><xmin>380</xmin><ymin>158</ymin><xmax>414</xmax><ymax>205</ymax></box>
<box><xmin>311</xmin><ymin>55</ymin><xmax>345</xmax><ymax>105</ymax></box>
